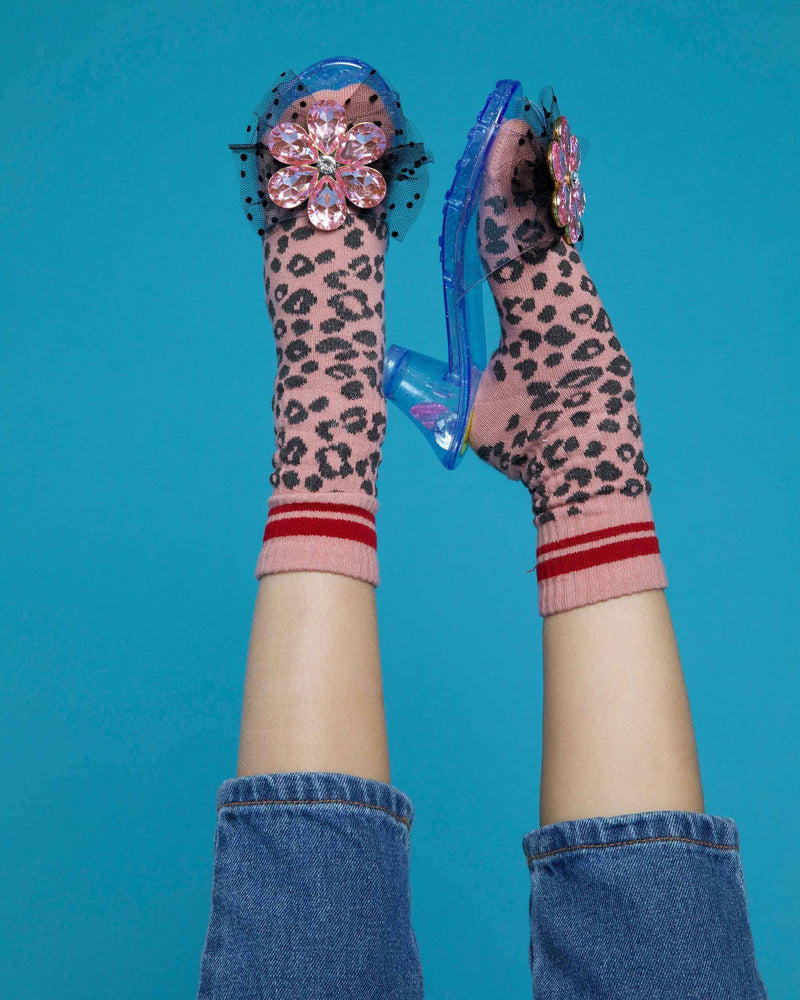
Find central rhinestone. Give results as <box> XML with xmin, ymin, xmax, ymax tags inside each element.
<box><xmin>316</xmin><ymin>154</ymin><xmax>338</xmax><ymax>176</ymax></box>
<box><xmin>569</xmin><ymin>170</ymin><xmax>580</xmax><ymax>187</ymax></box>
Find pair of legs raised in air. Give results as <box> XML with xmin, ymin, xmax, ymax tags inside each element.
<box><xmin>198</xmin><ymin>69</ymin><xmax>766</xmax><ymax>999</ymax></box>
<box><xmin>238</xmin><ymin>96</ymin><xmax>701</xmax><ymax>824</ymax></box>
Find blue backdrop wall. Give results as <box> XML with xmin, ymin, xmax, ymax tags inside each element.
<box><xmin>2</xmin><ymin>1</ymin><xmax>798</xmax><ymax>995</ymax></box>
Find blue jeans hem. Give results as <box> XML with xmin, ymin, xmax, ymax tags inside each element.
<box><xmin>524</xmin><ymin>809</ymin><xmax>740</xmax><ymax>862</ymax></box>
<box><xmin>216</xmin><ymin>771</ymin><xmax>415</xmax><ymax>829</ymax></box>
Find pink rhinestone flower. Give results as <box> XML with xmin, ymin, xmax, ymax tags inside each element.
<box><xmin>266</xmin><ymin>99</ymin><xmax>388</xmax><ymax>231</ymax></box>
<box><xmin>547</xmin><ymin>115</ymin><xmax>586</xmax><ymax>245</ymax></box>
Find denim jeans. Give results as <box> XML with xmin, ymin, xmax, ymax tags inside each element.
<box><xmin>197</xmin><ymin>772</ymin><xmax>767</xmax><ymax>999</ymax></box>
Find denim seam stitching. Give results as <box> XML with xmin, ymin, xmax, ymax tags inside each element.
<box><xmin>526</xmin><ymin>834</ymin><xmax>739</xmax><ymax>862</ymax></box>
<box><xmin>218</xmin><ymin>797</ymin><xmax>412</xmax><ymax>829</ymax></box>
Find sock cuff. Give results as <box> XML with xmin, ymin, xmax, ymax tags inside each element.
<box><xmin>535</xmin><ymin>501</ymin><xmax>667</xmax><ymax>616</ymax></box>
<box><xmin>256</xmin><ymin>492</ymin><xmax>380</xmax><ymax>587</ymax></box>
<box><xmin>267</xmin><ymin>491</ymin><xmax>379</xmax><ymax>515</ymax></box>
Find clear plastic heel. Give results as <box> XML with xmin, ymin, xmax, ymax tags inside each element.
<box><xmin>383</xmin><ymin>79</ymin><xmax>526</xmax><ymax>469</ymax></box>
<box><xmin>383</xmin><ymin>345</ymin><xmax>476</xmax><ymax>466</ymax></box>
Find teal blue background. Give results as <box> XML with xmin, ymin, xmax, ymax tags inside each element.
<box><xmin>2</xmin><ymin>1</ymin><xmax>798</xmax><ymax>995</ymax></box>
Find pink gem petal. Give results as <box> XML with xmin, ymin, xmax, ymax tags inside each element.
<box><xmin>572</xmin><ymin>180</ymin><xmax>586</xmax><ymax>219</ymax></box>
<box><xmin>268</xmin><ymin>165</ymin><xmax>318</xmax><ymax>208</ymax></box>
<box><xmin>307</xmin><ymin>176</ymin><xmax>347</xmax><ymax>231</ymax></box>
<box><xmin>555</xmin><ymin>115</ymin><xmax>571</xmax><ymax>152</ymax></box>
<box><xmin>306</xmin><ymin>100</ymin><xmax>348</xmax><ymax>154</ymax></box>
<box><xmin>568</xmin><ymin>133</ymin><xmax>581</xmax><ymax>172</ymax></box>
<box><xmin>338</xmin><ymin>165</ymin><xmax>387</xmax><ymax>209</ymax></box>
<box><xmin>410</xmin><ymin>402</ymin><xmax>449</xmax><ymax>430</ymax></box>
<box><xmin>337</xmin><ymin>122</ymin><xmax>388</xmax><ymax>165</ymax></box>
<box><xmin>567</xmin><ymin>218</ymin><xmax>583</xmax><ymax>245</ymax></box>
<box><xmin>267</xmin><ymin>123</ymin><xmax>316</xmax><ymax>165</ymax></box>
<box><xmin>549</xmin><ymin>142</ymin><xmax>567</xmax><ymax>183</ymax></box>
<box><xmin>555</xmin><ymin>185</ymin><xmax>572</xmax><ymax>227</ymax></box>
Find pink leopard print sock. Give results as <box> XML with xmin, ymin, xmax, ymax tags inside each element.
<box><xmin>255</xmin><ymin>87</ymin><xmax>389</xmax><ymax>587</ymax></box>
<box><xmin>470</xmin><ymin>120</ymin><xmax>667</xmax><ymax>615</ymax></box>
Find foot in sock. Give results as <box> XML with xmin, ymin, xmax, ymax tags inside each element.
<box><xmin>469</xmin><ymin>118</ymin><xmax>667</xmax><ymax>616</ymax></box>
<box><xmin>255</xmin><ymin>85</ymin><xmax>391</xmax><ymax>586</ymax></box>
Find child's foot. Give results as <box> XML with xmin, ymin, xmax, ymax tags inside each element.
<box><xmin>470</xmin><ymin>119</ymin><xmax>667</xmax><ymax>615</ymax></box>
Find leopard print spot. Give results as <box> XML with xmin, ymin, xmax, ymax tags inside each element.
<box><xmin>287</xmin><ymin>254</ymin><xmax>314</xmax><ymax>277</ymax></box>
<box><xmin>532</xmin><ymin>411</ymin><xmax>560</xmax><ymax>439</ymax></box>
<box><xmin>317</xmin><ymin>336</ymin><xmax>350</xmax><ymax>354</ymax></box>
<box><xmin>520</xmin><ymin>329</ymin><xmax>542</xmax><ymax>350</ymax></box>
<box><xmin>325</xmin><ymin>362</ymin><xmax>356</xmax><ymax>380</ymax></box>
<box><xmin>572</xmin><ymin>338</ymin><xmax>604</xmax><ymax>361</ymax></box>
<box><xmin>282</xmin><ymin>288</ymin><xmax>317</xmax><ymax>315</ymax></box>
<box><xmin>280</xmin><ymin>437</ymin><xmax>307</xmax><ymax>465</ymax></box>
<box><xmin>344</xmin><ymin>228</ymin><xmax>364</xmax><ymax>249</ymax></box>
<box><xmin>545</xmin><ymin>325</ymin><xmax>574</xmax><ymax>347</ymax></box>
<box><xmin>515</xmin><ymin>358</ymin><xmax>537</xmax><ymax>379</ymax></box>
<box><xmin>591</xmin><ymin>307</ymin><xmax>613</xmax><ymax>332</ymax></box>
<box><xmin>607</xmin><ymin>355</ymin><xmax>632</xmax><ymax>377</ymax></box>
<box><xmin>565</xmin><ymin>467</ymin><xmax>591</xmax><ymax>486</ymax></box>
<box><xmin>595</xmin><ymin>460</ymin><xmax>623</xmax><ymax>481</ymax></box>
<box><xmin>315</xmin><ymin>443</ymin><xmax>354</xmax><ymax>480</ymax></box>
<box><xmin>557</xmin><ymin>366</ymin><xmax>602</xmax><ymax>389</ymax></box>
<box><xmin>528</xmin><ymin>382</ymin><xmax>560</xmax><ymax>410</ymax></box>
<box><xmin>563</xmin><ymin>391</ymin><xmax>591</xmax><ymax>407</ymax></box>
<box><xmin>284</xmin><ymin>400</ymin><xmax>308</xmax><ymax>424</ymax></box>
<box><xmin>341</xmin><ymin>406</ymin><xmax>368</xmax><ymax>434</ymax></box>
<box><xmin>329</xmin><ymin>290</ymin><xmax>374</xmax><ymax>322</ymax></box>
<box><xmin>285</xmin><ymin>339</ymin><xmax>311</xmax><ymax>362</ymax></box>
<box><xmin>620</xmin><ymin>478</ymin><xmax>644</xmax><ymax>497</ymax></box>
<box><xmin>571</xmin><ymin>304</ymin><xmax>594</xmax><ymax>325</ymax></box>
<box><xmin>342</xmin><ymin>380</ymin><xmax>364</xmax><ymax>399</ymax></box>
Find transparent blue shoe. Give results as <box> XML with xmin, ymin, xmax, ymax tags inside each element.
<box><xmin>383</xmin><ymin>80</ymin><xmax>559</xmax><ymax>469</ymax></box>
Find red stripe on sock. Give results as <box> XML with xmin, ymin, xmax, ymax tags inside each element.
<box><xmin>264</xmin><ymin>516</ymin><xmax>377</xmax><ymax>549</ymax></box>
<box><xmin>536</xmin><ymin>535</ymin><xmax>661</xmax><ymax>582</ymax></box>
<box><xmin>269</xmin><ymin>501</ymin><xmax>376</xmax><ymax>523</ymax></box>
<box><xmin>536</xmin><ymin>521</ymin><xmax>656</xmax><ymax>558</ymax></box>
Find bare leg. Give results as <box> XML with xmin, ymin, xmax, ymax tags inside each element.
<box><xmin>540</xmin><ymin>590</ymin><xmax>703</xmax><ymax>825</ymax></box>
<box><xmin>237</xmin><ymin>573</ymin><xmax>390</xmax><ymax>782</ymax></box>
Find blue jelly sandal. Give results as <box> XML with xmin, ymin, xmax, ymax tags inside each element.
<box><xmin>384</xmin><ymin>80</ymin><xmax>580</xmax><ymax>468</ymax></box>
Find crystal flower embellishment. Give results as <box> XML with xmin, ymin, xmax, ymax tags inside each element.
<box><xmin>547</xmin><ymin>115</ymin><xmax>585</xmax><ymax>245</ymax></box>
<box><xmin>266</xmin><ymin>99</ymin><xmax>388</xmax><ymax>231</ymax></box>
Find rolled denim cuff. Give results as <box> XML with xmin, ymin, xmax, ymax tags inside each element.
<box><xmin>523</xmin><ymin>810</ymin><xmax>767</xmax><ymax>1000</ymax></box>
<box><xmin>524</xmin><ymin>808</ymin><xmax>738</xmax><ymax>861</ymax></box>
<box><xmin>217</xmin><ymin>770</ymin><xmax>414</xmax><ymax>829</ymax></box>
